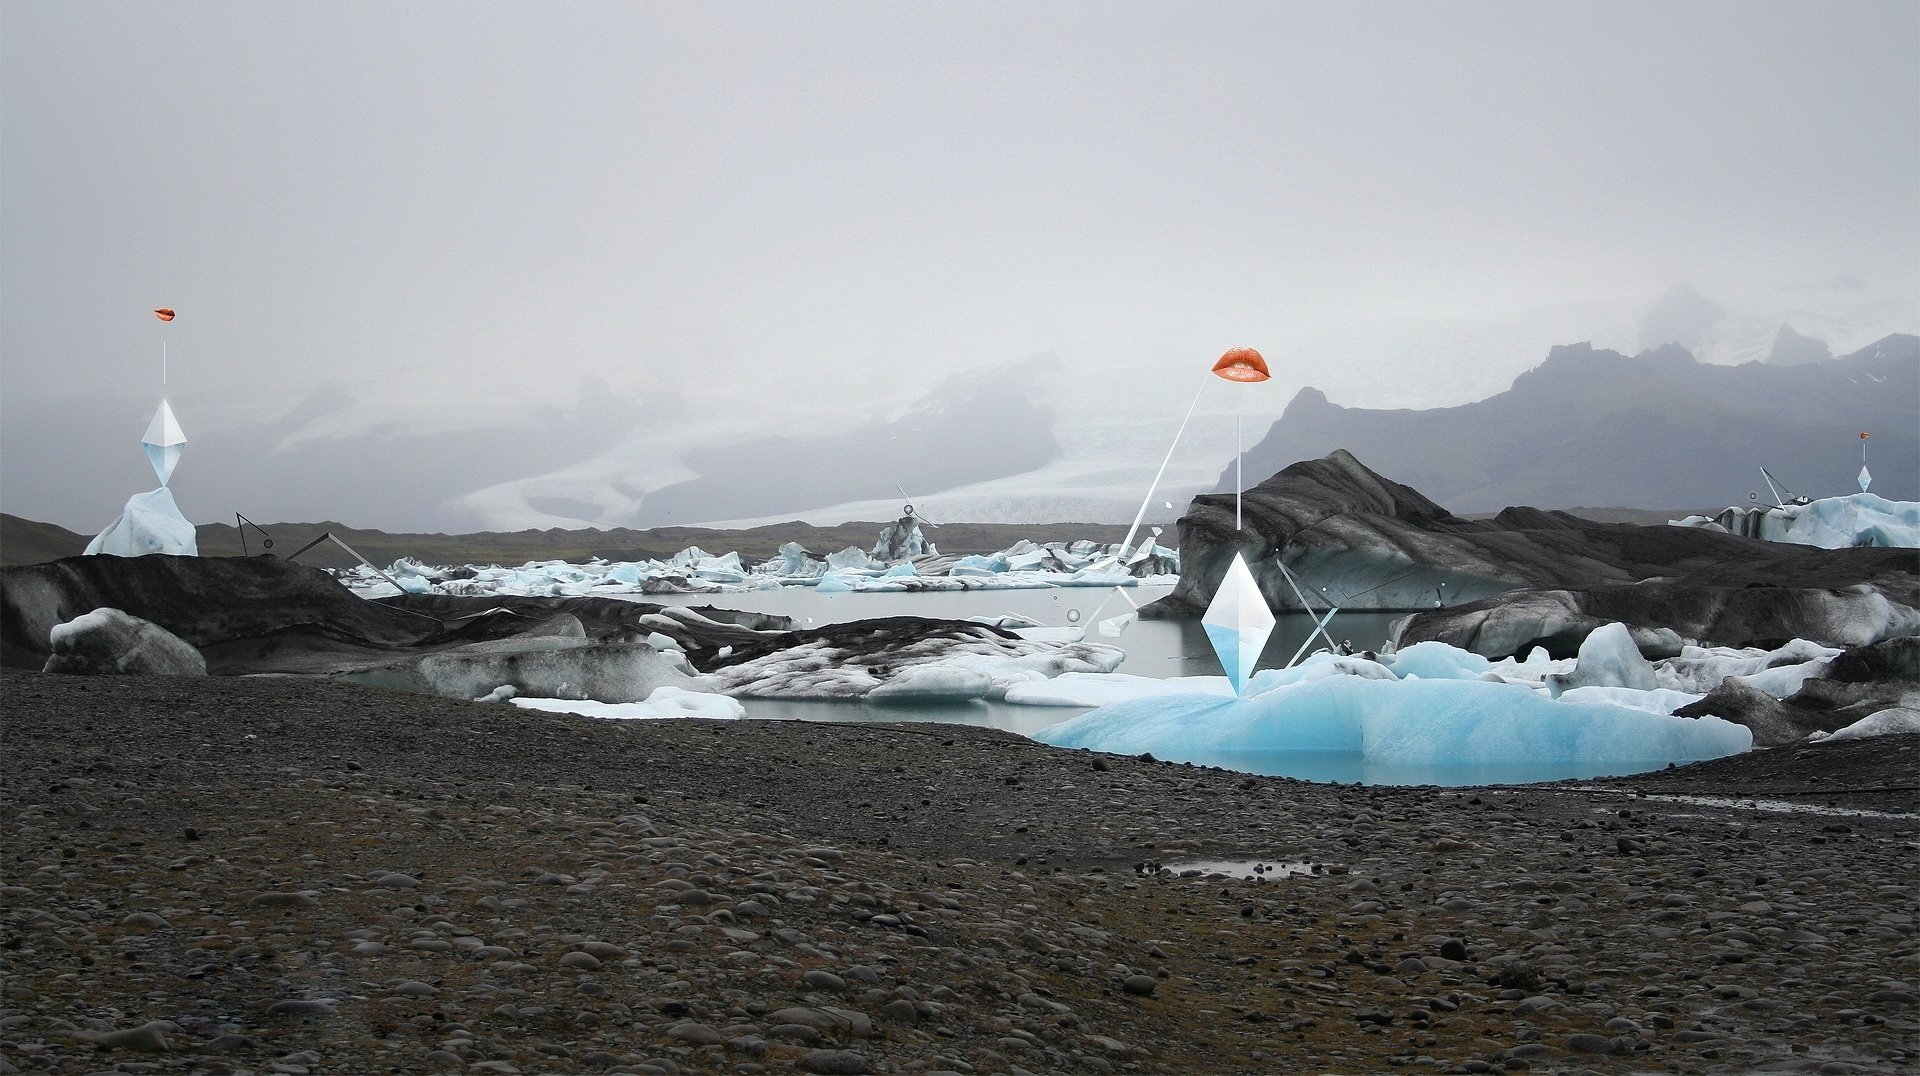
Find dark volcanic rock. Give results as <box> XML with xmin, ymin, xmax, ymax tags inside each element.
<box><xmin>1392</xmin><ymin>572</ymin><xmax>1919</xmax><ymax>659</ymax></box>
<box><xmin>1151</xmin><ymin>452</ymin><xmax>1919</xmax><ymax>648</ymax></box>
<box><xmin>0</xmin><ymin>555</ymin><xmax>787</xmax><ymax>676</ymax></box>
<box><xmin>1672</xmin><ymin>677</ymin><xmax>1856</xmax><ymax>746</ymax></box>
<box><xmin>1825</xmin><ymin>635</ymin><xmax>1920</xmax><ymax>682</ymax></box>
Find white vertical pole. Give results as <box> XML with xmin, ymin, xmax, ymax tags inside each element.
<box><xmin>163</xmin><ymin>340</ymin><xmax>167</xmax><ymax>386</ymax></box>
<box><xmin>1119</xmin><ymin>378</ymin><xmax>1207</xmax><ymax>561</ymax></box>
<box><xmin>1235</xmin><ymin>413</ymin><xmax>1243</xmax><ymax>531</ymax></box>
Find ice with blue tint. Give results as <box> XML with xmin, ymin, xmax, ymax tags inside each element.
<box><xmin>84</xmin><ymin>487</ymin><xmax>199</xmax><ymax>558</ymax></box>
<box><xmin>1545</xmin><ymin>622</ymin><xmax>1657</xmax><ymax>696</ymax></box>
<box><xmin>1381</xmin><ymin>641</ymin><xmax>1496</xmax><ymax>681</ymax></box>
<box><xmin>143</xmin><ymin>443</ymin><xmax>184</xmax><ymax>488</ymax></box>
<box><xmin>1035</xmin><ymin>675</ymin><xmax>1752</xmax><ymax>768</ymax></box>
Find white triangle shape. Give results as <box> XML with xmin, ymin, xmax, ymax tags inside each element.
<box><xmin>142</xmin><ymin>399</ymin><xmax>186</xmax><ymax>448</ymax></box>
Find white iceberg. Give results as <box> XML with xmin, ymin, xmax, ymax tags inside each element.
<box><xmin>1814</xmin><ymin>706</ymin><xmax>1920</xmax><ymax>742</ymax></box>
<box><xmin>85</xmin><ymin>487</ymin><xmax>199</xmax><ymax>558</ymax></box>
<box><xmin>339</xmin><ymin>535</ymin><xmax>1177</xmax><ymax>599</ymax></box>
<box><xmin>510</xmin><ymin>685</ymin><xmax>746</xmax><ymax>720</ymax></box>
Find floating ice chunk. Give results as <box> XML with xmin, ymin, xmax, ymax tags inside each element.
<box><xmin>1816</xmin><ymin>706</ymin><xmax>1920</xmax><ymax>742</ymax></box>
<box><xmin>1243</xmin><ymin>653</ymin><xmax>1400</xmax><ymax>694</ymax></box>
<box><xmin>1656</xmin><ymin>639</ymin><xmax>1843</xmax><ymax>695</ymax></box>
<box><xmin>883</xmin><ymin>561</ymin><xmax>919</xmax><ymax>578</ymax></box>
<box><xmin>868</xmin><ymin>663</ymin><xmax>992</xmax><ymax>701</ymax></box>
<box><xmin>1035</xmin><ymin>677</ymin><xmax>1752</xmax><ymax>767</ymax></box>
<box><xmin>952</xmin><ymin>553</ymin><xmax>1010</xmax><ymax>576</ymax></box>
<box><xmin>967</xmin><ymin>613</ymin><xmax>1042</xmax><ymax>630</ymax></box>
<box><xmin>1383</xmin><ymin>641</ymin><xmax>1495</xmax><ymax>681</ymax></box>
<box><xmin>1545</xmin><ymin>622</ymin><xmax>1656</xmax><ymax>697</ymax></box>
<box><xmin>670</xmin><ymin>546</ymin><xmax>717</xmax><ymax>566</ymax></box>
<box><xmin>1555</xmin><ymin>686</ymin><xmax>1705</xmax><ymax>715</ymax></box>
<box><xmin>691</xmin><ymin>551</ymin><xmax>746</xmax><ymax>584</ymax></box>
<box><xmin>511</xmin><ymin>685</ymin><xmax>745</xmax><ymax>720</ymax></box>
<box><xmin>816</xmin><ymin>570</ymin><xmax>856</xmax><ymax>594</ymax></box>
<box><xmin>769</xmin><ymin>542</ymin><xmax>819</xmax><ymax>577</ymax></box>
<box><xmin>85</xmin><ymin>487</ymin><xmax>199</xmax><ymax>558</ymax></box>
<box><xmin>826</xmin><ymin>546</ymin><xmax>882</xmax><ymax>571</ymax></box>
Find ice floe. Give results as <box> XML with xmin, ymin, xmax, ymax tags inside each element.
<box><xmin>336</xmin><ymin>536</ymin><xmax>1179</xmax><ymax>599</ymax></box>
<box><xmin>510</xmin><ymin>686</ymin><xmax>746</xmax><ymax>720</ymax></box>
<box><xmin>1025</xmin><ymin>628</ymin><xmax>1870</xmax><ymax>769</ymax></box>
<box><xmin>1035</xmin><ymin>675</ymin><xmax>1752</xmax><ymax>768</ymax></box>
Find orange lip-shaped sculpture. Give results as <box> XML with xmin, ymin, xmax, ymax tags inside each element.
<box><xmin>1212</xmin><ymin>347</ymin><xmax>1269</xmax><ymax>382</ymax></box>
<box><xmin>153</xmin><ymin>308</ymin><xmax>176</xmax><ymax>322</ymax></box>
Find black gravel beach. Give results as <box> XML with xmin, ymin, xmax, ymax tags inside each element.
<box><xmin>3</xmin><ymin>669</ymin><xmax>1915</xmax><ymax>1075</ymax></box>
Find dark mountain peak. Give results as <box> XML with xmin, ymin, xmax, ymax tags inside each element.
<box><xmin>1848</xmin><ymin>333</ymin><xmax>1920</xmax><ymax>364</ymax></box>
<box><xmin>1224</xmin><ymin>333</ymin><xmax>1918</xmax><ymax>511</ymax></box>
<box><xmin>1282</xmin><ymin>385</ymin><xmax>1334</xmax><ymax>416</ymax></box>
<box><xmin>1632</xmin><ymin>342</ymin><xmax>1700</xmax><ymax>366</ymax></box>
<box><xmin>1765</xmin><ymin>324</ymin><xmax>1833</xmax><ymax>367</ymax></box>
<box><xmin>1251</xmin><ymin>449</ymin><xmax>1456</xmax><ymax>527</ymax></box>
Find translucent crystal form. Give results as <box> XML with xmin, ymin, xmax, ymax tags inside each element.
<box><xmin>141</xmin><ymin>399</ymin><xmax>187</xmax><ymax>486</ymax></box>
<box><xmin>1201</xmin><ymin>553</ymin><xmax>1276</xmax><ymax>695</ymax></box>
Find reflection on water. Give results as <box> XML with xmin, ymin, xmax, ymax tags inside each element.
<box><xmin>1157</xmin><ymin>859</ymin><xmax>1319</xmax><ymax>881</ymax></box>
<box><xmin>627</xmin><ymin>587</ymin><xmax>1645</xmax><ymax>787</ymax></box>
<box><xmin>638</xmin><ymin>585</ymin><xmax>1402</xmax><ymax>679</ymax></box>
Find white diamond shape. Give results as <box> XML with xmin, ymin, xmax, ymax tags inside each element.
<box><xmin>141</xmin><ymin>400</ymin><xmax>188</xmax><ymax>486</ymax></box>
<box><xmin>1858</xmin><ymin>465</ymin><xmax>1872</xmax><ymax>493</ymax></box>
<box><xmin>1202</xmin><ymin>553</ymin><xmax>1276</xmax><ymax>695</ymax></box>
<box><xmin>142</xmin><ymin>399</ymin><xmax>186</xmax><ymax>447</ymax></box>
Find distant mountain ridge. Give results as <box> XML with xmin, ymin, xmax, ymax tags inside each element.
<box><xmin>1222</xmin><ymin>334</ymin><xmax>1919</xmax><ymax>512</ymax></box>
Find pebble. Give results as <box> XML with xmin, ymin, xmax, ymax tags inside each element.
<box><xmin>800</xmin><ymin>1049</ymin><xmax>875</xmax><ymax>1075</ymax></box>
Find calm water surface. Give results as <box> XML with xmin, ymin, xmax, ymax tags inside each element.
<box><xmin>634</xmin><ymin>586</ymin><xmax>1640</xmax><ymax>787</ymax></box>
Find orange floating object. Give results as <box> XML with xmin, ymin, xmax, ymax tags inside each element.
<box><xmin>153</xmin><ymin>308</ymin><xmax>175</xmax><ymax>322</ymax></box>
<box><xmin>1212</xmin><ymin>347</ymin><xmax>1269</xmax><ymax>382</ymax></box>
<box><xmin>1860</xmin><ymin>432</ymin><xmax>1870</xmax><ymax>439</ymax></box>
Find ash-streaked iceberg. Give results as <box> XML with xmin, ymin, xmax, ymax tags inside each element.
<box><xmin>1671</xmin><ymin>493</ymin><xmax>1920</xmax><ymax>550</ymax></box>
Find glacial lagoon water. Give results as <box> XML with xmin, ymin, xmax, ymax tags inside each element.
<box><xmin>624</xmin><ymin>586</ymin><xmax>1663</xmax><ymax>787</ymax></box>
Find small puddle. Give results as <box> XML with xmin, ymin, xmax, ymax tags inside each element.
<box><xmin>1148</xmin><ymin>859</ymin><xmax>1321</xmax><ymax>881</ymax></box>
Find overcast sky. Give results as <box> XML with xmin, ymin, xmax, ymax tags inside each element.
<box><xmin>3</xmin><ymin>1</ymin><xmax>1916</xmax><ymax>530</ymax></box>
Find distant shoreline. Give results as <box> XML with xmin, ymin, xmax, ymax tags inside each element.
<box><xmin>2</xmin><ymin>506</ymin><xmax>1711</xmax><ymax>571</ymax></box>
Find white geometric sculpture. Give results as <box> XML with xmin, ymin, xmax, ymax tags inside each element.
<box><xmin>1859</xmin><ymin>465</ymin><xmax>1872</xmax><ymax>493</ymax></box>
<box><xmin>88</xmin><ymin>396</ymin><xmax>196</xmax><ymax>557</ymax></box>
<box><xmin>1201</xmin><ymin>553</ymin><xmax>1276</xmax><ymax>696</ymax></box>
<box><xmin>142</xmin><ymin>399</ymin><xmax>187</xmax><ymax>486</ymax></box>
